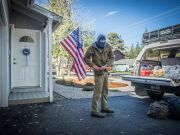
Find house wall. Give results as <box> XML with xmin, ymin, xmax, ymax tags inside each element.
<box><xmin>113</xmin><ymin>64</ymin><xmax>130</xmax><ymax>72</ymax></box>
<box><xmin>0</xmin><ymin>0</ymin><xmax>9</xmax><ymax>107</ymax></box>
<box><xmin>113</xmin><ymin>50</ymin><xmax>125</xmax><ymax>61</ymax></box>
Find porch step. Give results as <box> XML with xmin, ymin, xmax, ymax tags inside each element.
<box><xmin>8</xmin><ymin>91</ymin><xmax>50</xmax><ymax>105</ymax></box>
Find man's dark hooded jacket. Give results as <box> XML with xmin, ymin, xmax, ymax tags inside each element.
<box><xmin>84</xmin><ymin>41</ymin><xmax>114</xmax><ymax>75</ymax></box>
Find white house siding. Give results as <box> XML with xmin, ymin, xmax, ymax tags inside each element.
<box><xmin>0</xmin><ymin>20</ymin><xmax>2</xmax><ymax>107</ymax></box>
<box><xmin>1</xmin><ymin>23</ymin><xmax>9</xmax><ymax>107</ymax></box>
<box><xmin>0</xmin><ymin>0</ymin><xmax>9</xmax><ymax>107</ymax></box>
<box><xmin>113</xmin><ymin>65</ymin><xmax>130</xmax><ymax>72</ymax></box>
<box><xmin>113</xmin><ymin>59</ymin><xmax>135</xmax><ymax>72</ymax></box>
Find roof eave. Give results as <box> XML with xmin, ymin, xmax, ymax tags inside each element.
<box><xmin>29</xmin><ymin>3</ymin><xmax>62</xmax><ymax>31</ymax></box>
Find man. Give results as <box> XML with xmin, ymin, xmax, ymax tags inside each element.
<box><xmin>84</xmin><ymin>34</ymin><xmax>114</xmax><ymax>118</ymax></box>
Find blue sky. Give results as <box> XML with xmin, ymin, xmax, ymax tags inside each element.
<box><xmin>73</xmin><ymin>0</ymin><xmax>180</xmax><ymax>46</ymax></box>
<box><xmin>36</xmin><ymin>0</ymin><xmax>180</xmax><ymax>46</ymax></box>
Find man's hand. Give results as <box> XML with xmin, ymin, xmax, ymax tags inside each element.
<box><xmin>93</xmin><ymin>65</ymin><xmax>100</xmax><ymax>71</ymax></box>
<box><xmin>93</xmin><ymin>65</ymin><xmax>112</xmax><ymax>71</ymax></box>
<box><xmin>106</xmin><ymin>66</ymin><xmax>112</xmax><ymax>71</ymax></box>
<box><xmin>86</xmin><ymin>65</ymin><xmax>91</xmax><ymax>70</ymax></box>
<box><xmin>99</xmin><ymin>66</ymin><xmax>107</xmax><ymax>71</ymax></box>
<box><xmin>99</xmin><ymin>66</ymin><xmax>112</xmax><ymax>71</ymax></box>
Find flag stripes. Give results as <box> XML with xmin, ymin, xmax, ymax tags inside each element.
<box><xmin>60</xmin><ymin>28</ymin><xmax>86</xmax><ymax>80</ymax></box>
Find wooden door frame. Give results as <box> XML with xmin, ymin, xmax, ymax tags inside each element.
<box><xmin>10</xmin><ymin>27</ymin><xmax>42</xmax><ymax>88</ymax></box>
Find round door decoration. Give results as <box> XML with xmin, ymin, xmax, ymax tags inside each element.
<box><xmin>22</xmin><ymin>48</ymin><xmax>30</xmax><ymax>66</ymax></box>
<box><xmin>23</xmin><ymin>48</ymin><xmax>30</xmax><ymax>56</ymax></box>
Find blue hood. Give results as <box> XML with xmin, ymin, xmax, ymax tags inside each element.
<box><xmin>96</xmin><ymin>34</ymin><xmax>106</xmax><ymax>49</ymax></box>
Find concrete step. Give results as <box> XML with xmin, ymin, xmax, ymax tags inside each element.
<box><xmin>8</xmin><ymin>91</ymin><xmax>50</xmax><ymax>105</ymax></box>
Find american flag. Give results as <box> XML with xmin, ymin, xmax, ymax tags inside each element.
<box><xmin>60</xmin><ymin>27</ymin><xmax>87</xmax><ymax>80</ymax></box>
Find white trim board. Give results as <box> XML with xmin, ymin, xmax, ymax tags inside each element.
<box><xmin>44</xmin><ymin>26</ymin><xmax>48</xmax><ymax>92</ymax></box>
<box><xmin>39</xmin><ymin>31</ymin><xmax>42</xmax><ymax>87</ymax></box>
<box><xmin>0</xmin><ymin>21</ymin><xmax>9</xmax><ymax>107</ymax></box>
<box><xmin>12</xmin><ymin>28</ymin><xmax>40</xmax><ymax>32</ymax></box>
<box><xmin>0</xmin><ymin>19</ymin><xmax>2</xmax><ymax>106</ymax></box>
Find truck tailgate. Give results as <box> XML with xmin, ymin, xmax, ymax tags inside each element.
<box><xmin>122</xmin><ymin>75</ymin><xmax>180</xmax><ymax>87</ymax></box>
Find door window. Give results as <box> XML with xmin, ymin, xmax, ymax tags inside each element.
<box><xmin>176</xmin><ymin>52</ymin><xmax>180</xmax><ymax>58</ymax></box>
<box><xmin>19</xmin><ymin>36</ymin><xmax>34</xmax><ymax>43</ymax></box>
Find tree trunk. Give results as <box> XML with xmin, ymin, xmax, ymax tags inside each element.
<box><xmin>67</xmin><ymin>57</ymin><xmax>71</xmax><ymax>76</ymax></box>
<box><xmin>56</xmin><ymin>57</ymin><xmax>59</xmax><ymax>77</ymax></box>
<box><xmin>59</xmin><ymin>56</ymin><xmax>62</xmax><ymax>77</ymax></box>
<box><xmin>58</xmin><ymin>56</ymin><xmax>62</xmax><ymax>77</ymax></box>
<box><xmin>55</xmin><ymin>56</ymin><xmax>62</xmax><ymax>77</ymax></box>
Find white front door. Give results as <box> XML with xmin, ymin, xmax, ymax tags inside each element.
<box><xmin>11</xmin><ymin>28</ymin><xmax>40</xmax><ymax>88</ymax></box>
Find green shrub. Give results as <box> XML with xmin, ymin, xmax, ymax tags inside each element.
<box><xmin>82</xmin><ymin>86</ymin><xmax>95</xmax><ymax>91</ymax></box>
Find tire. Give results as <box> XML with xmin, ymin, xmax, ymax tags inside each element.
<box><xmin>169</xmin><ymin>99</ymin><xmax>180</xmax><ymax>120</ymax></box>
<box><xmin>135</xmin><ymin>85</ymin><xmax>147</xmax><ymax>96</ymax></box>
<box><xmin>147</xmin><ymin>90</ymin><xmax>164</xmax><ymax>100</ymax></box>
<box><xmin>175</xmin><ymin>93</ymin><xmax>180</xmax><ymax>96</ymax></box>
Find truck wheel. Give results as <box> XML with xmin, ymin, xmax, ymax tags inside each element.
<box><xmin>175</xmin><ymin>93</ymin><xmax>180</xmax><ymax>96</ymax></box>
<box><xmin>135</xmin><ymin>85</ymin><xmax>147</xmax><ymax>96</ymax></box>
<box><xmin>147</xmin><ymin>90</ymin><xmax>164</xmax><ymax>100</ymax></box>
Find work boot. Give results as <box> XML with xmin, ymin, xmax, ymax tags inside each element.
<box><xmin>91</xmin><ymin>111</ymin><xmax>105</xmax><ymax>118</ymax></box>
<box><xmin>101</xmin><ymin>108</ymin><xmax>114</xmax><ymax>113</ymax></box>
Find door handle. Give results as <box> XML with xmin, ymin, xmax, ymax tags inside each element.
<box><xmin>13</xmin><ymin>62</ymin><xmax>17</xmax><ymax>64</ymax></box>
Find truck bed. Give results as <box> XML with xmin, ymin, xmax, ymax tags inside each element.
<box><xmin>122</xmin><ymin>75</ymin><xmax>180</xmax><ymax>87</ymax></box>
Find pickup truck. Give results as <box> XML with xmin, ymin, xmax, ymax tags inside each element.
<box><xmin>122</xmin><ymin>24</ymin><xmax>180</xmax><ymax>100</ymax></box>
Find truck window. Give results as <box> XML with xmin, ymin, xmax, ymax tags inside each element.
<box><xmin>143</xmin><ymin>50</ymin><xmax>160</xmax><ymax>61</ymax></box>
<box><xmin>176</xmin><ymin>52</ymin><xmax>180</xmax><ymax>58</ymax></box>
<box><xmin>160</xmin><ymin>50</ymin><xmax>170</xmax><ymax>59</ymax></box>
<box><xmin>160</xmin><ymin>49</ymin><xmax>180</xmax><ymax>58</ymax></box>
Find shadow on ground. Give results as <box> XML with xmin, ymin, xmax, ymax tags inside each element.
<box><xmin>0</xmin><ymin>93</ymin><xmax>180</xmax><ymax>135</ymax></box>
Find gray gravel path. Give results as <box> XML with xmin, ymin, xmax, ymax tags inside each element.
<box><xmin>53</xmin><ymin>80</ymin><xmax>130</xmax><ymax>99</ymax></box>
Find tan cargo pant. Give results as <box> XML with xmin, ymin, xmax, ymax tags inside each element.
<box><xmin>92</xmin><ymin>72</ymin><xmax>109</xmax><ymax>113</ymax></box>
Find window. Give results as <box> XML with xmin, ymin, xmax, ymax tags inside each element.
<box><xmin>176</xmin><ymin>52</ymin><xmax>180</xmax><ymax>58</ymax></box>
<box><xmin>160</xmin><ymin>48</ymin><xmax>180</xmax><ymax>58</ymax></box>
<box><xmin>19</xmin><ymin>36</ymin><xmax>34</xmax><ymax>43</ymax></box>
<box><xmin>160</xmin><ymin>50</ymin><xmax>170</xmax><ymax>59</ymax></box>
<box><xmin>142</xmin><ymin>49</ymin><xmax>160</xmax><ymax>61</ymax></box>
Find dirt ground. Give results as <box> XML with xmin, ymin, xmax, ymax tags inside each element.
<box><xmin>56</xmin><ymin>76</ymin><xmax>128</xmax><ymax>88</ymax></box>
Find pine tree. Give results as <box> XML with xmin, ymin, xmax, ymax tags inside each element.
<box><xmin>135</xmin><ymin>42</ymin><xmax>141</xmax><ymax>57</ymax></box>
<box><xmin>49</xmin><ymin>0</ymin><xmax>74</xmax><ymax>76</ymax></box>
<box><xmin>145</xmin><ymin>28</ymin><xmax>148</xmax><ymax>33</ymax></box>
<box><xmin>107</xmin><ymin>32</ymin><xmax>124</xmax><ymax>50</ymax></box>
<box><xmin>129</xmin><ymin>44</ymin><xmax>135</xmax><ymax>58</ymax></box>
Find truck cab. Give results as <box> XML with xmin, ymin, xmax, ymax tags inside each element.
<box><xmin>122</xmin><ymin>24</ymin><xmax>180</xmax><ymax>100</ymax></box>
